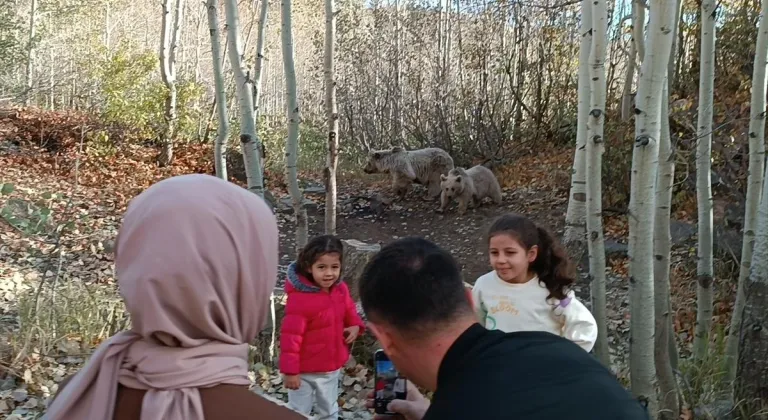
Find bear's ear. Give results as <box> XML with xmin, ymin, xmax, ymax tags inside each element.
<box><xmin>391</xmin><ymin>146</ymin><xmax>405</xmax><ymax>153</ymax></box>
<box><xmin>373</xmin><ymin>152</ymin><xmax>382</xmax><ymax>159</ymax></box>
<box><xmin>455</xmin><ymin>176</ymin><xmax>462</xmax><ymax>183</ymax></box>
<box><xmin>440</xmin><ymin>174</ymin><xmax>447</xmax><ymax>181</ymax></box>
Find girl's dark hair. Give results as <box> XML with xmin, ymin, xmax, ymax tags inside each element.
<box><xmin>487</xmin><ymin>213</ymin><xmax>575</xmax><ymax>301</ymax></box>
<box><xmin>296</xmin><ymin>235</ymin><xmax>345</xmax><ymax>279</ymax></box>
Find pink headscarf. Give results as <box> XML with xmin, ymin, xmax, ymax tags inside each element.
<box><xmin>44</xmin><ymin>174</ymin><xmax>280</xmax><ymax>420</ymax></box>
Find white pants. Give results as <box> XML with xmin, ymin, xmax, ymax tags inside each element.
<box><xmin>287</xmin><ymin>369</ymin><xmax>340</xmax><ymax>419</ymax></box>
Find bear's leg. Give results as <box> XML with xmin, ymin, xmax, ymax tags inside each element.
<box><xmin>436</xmin><ymin>190</ymin><xmax>449</xmax><ymax>213</ymax></box>
<box><xmin>458</xmin><ymin>196</ymin><xmax>469</xmax><ymax>215</ymax></box>
<box><xmin>492</xmin><ymin>187</ymin><xmax>503</xmax><ymax>204</ymax></box>
<box><xmin>424</xmin><ymin>177</ymin><xmax>442</xmax><ymax>201</ymax></box>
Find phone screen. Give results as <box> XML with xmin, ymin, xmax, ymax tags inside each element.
<box><xmin>374</xmin><ymin>350</ymin><xmax>407</xmax><ymax>415</ymax></box>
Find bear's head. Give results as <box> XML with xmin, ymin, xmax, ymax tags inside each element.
<box><xmin>362</xmin><ymin>146</ymin><xmax>406</xmax><ymax>174</ymax></box>
<box><xmin>440</xmin><ymin>168</ymin><xmax>466</xmax><ymax>198</ymax></box>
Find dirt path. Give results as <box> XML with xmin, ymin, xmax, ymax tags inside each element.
<box><xmin>275</xmin><ymin>177</ymin><xmax>570</xmax><ymax>285</ymax></box>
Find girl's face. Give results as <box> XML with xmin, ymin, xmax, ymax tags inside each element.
<box><xmin>489</xmin><ymin>233</ymin><xmax>538</xmax><ymax>284</ymax></box>
<box><xmin>310</xmin><ymin>252</ymin><xmax>341</xmax><ymax>290</ymax></box>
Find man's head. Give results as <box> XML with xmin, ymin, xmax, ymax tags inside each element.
<box><xmin>359</xmin><ymin>237</ymin><xmax>476</xmax><ymax>389</ymax></box>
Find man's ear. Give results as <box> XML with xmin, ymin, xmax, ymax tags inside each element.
<box><xmin>367</xmin><ymin>322</ymin><xmax>395</xmax><ymax>355</ymax></box>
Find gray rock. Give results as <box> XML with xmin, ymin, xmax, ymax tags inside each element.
<box><xmin>669</xmin><ymin>220</ymin><xmax>697</xmax><ymax>244</ymax></box>
<box><xmin>0</xmin><ymin>375</ymin><xmax>16</xmax><ymax>391</ymax></box>
<box><xmin>693</xmin><ymin>399</ymin><xmax>735</xmax><ymax>420</ymax></box>
<box><xmin>12</xmin><ymin>388</ymin><xmax>27</xmax><ymax>402</ymax></box>
<box><xmin>303</xmin><ymin>185</ymin><xmax>325</xmax><ymax>195</ymax></box>
<box><xmin>342</xmin><ymin>239</ymin><xmax>381</xmax><ymax>301</ymax></box>
<box><xmin>277</xmin><ymin>197</ymin><xmax>317</xmax><ymax>214</ymax></box>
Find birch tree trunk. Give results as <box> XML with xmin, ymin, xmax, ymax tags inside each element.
<box><xmin>621</xmin><ymin>40</ymin><xmax>636</xmax><ymax>122</ymax></box>
<box><xmin>253</xmin><ymin>0</ymin><xmax>268</xmax><ymax>119</ymax></box>
<box><xmin>225</xmin><ymin>0</ymin><xmax>265</xmax><ymax>197</ymax></box>
<box><xmin>585</xmin><ymin>0</ymin><xmax>610</xmax><ymax>368</ymax></box>
<box><xmin>324</xmin><ymin>0</ymin><xmax>339</xmax><ymax>235</ymax></box>
<box><xmin>207</xmin><ymin>0</ymin><xmax>228</xmax><ymax>180</ymax></box>
<box><xmin>282</xmin><ymin>0</ymin><xmax>308</xmax><ymax>253</ymax></box>
<box><xmin>725</xmin><ymin>0</ymin><xmax>768</xmax><ymax>385</ymax></box>
<box><xmin>621</xmin><ymin>0</ymin><xmax>645</xmax><ymax>122</ymax></box>
<box><xmin>158</xmin><ymin>0</ymin><xmax>183</xmax><ymax>167</ymax></box>
<box><xmin>393</xmin><ymin>0</ymin><xmax>404</xmax><ymax>141</ymax></box>
<box><xmin>734</xmin><ymin>160</ymin><xmax>768</xmax><ymax>412</ymax></box>
<box><xmin>652</xmin><ymin>1</ymin><xmax>683</xmax><ymax>417</ymax></box>
<box><xmin>629</xmin><ymin>0</ymin><xmax>677</xmax><ymax>413</ymax></box>
<box><xmin>562</xmin><ymin>0</ymin><xmax>592</xmax><ymax>265</ymax></box>
<box><xmin>693</xmin><ymin>0</ymin><xmax>717</xmax><ymax>361</ymax></box>
<box><xmin>24</xmin><ymin>0</ymin><xmax>37</xmax><ymax>106</ymax></box>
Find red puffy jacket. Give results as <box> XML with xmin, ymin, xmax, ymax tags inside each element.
<box><xmin>279</xmin><ymin>262</ymin><xmax>366</xmax><ymax>375</ymax></box>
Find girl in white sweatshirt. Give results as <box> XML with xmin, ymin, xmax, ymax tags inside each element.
<box><xmin>471</xmin><ymin>213</ymin><xmax>598</xmax><ymax>352</ymax></box>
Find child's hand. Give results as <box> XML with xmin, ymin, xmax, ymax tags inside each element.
<box><xmin>283</xmin><ymin>374</ymin><xmax>301</xmax><ymax>390</ymax></box>
<box><xmin>343</xmin><ymin>325</ymin><xmax>360</xmax><ymax>344</ymax></box>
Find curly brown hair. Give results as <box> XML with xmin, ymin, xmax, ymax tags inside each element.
<box><xmin>486</xmin><ymin>213</ymin><xmax>575</xmax><ymax>301</ymax></box>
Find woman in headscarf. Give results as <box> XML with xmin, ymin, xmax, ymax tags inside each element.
<box><xmin>44</xmin><ymin>174</ymin><xmax>309</xmax><ymax>420</ymax></box>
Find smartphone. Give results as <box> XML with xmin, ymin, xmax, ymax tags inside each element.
<box><xmin>373</xmin><ymin>349</ymin><xmax>408</xmax><ymax>415</ymax></box>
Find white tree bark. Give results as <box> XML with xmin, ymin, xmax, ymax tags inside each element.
<box><xmin>562</xmin><ymin>0</ymin><xmax>591</xmax><ymax>264</ymax></box>
<box><xmin>158</xmin><ymin>0</ymin><xmax>183</xmax><ymax>167</ymax></box>
<box><xmin>207</xmin><ymin>0</ymin><xmax>228</xmax><ymax>180</ymax></box>
<box><xmin>282</xmin><ymin>0</ymin><xmax>308</xmax><ymax>253</ymax></box>
<box><xmin>725</xmin><ymin>0</ymin><xmax>768</xmax><ymax>385</ymax></box>
<box><xmin>24</xmin><ymin>0</ymin><xmax>37</xmax><ymax>107</ymax></box>
<box><xmin>253</xmin><ymin>0</ymin><xmax>268</xmax><ymax>119</ymax></box>
<box><xmin>629</xmin><ymin>0</ymin><xmax>676</xmax><ymax>413</ymax></box>
<box><xmin>324</xmin><ymin>0</ymin><xmax>339</xmax><ymax>235</ymax></box>
<box><xmin>393</xmin><ymin>0</ymin><xmax>403</xmax><ymax>141</ymax></box>
<box><xmin>225</xmin><ymin>0</ymin><xmax>265</xmax><ymax>197</ymax></box>
<box><xmin>653</xmin><ymin>1</ymin><xmax>683</xmax><ymax>417</ymax></box>
<box><xmin>585</xmin><ymin>0</ymin><xmax>610</xmax><ymax>368</ymax></box>
<box><xmin>693</xmin><ymin>0</ymin><xmax>716</xmax><ymax>361</ymax></box>
<box><xmin>734</xmin><ymin>155</ymin><xmax>768</xmax><ymax>409</ymax></box>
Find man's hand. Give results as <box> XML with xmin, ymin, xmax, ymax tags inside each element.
<box><xmin>343</xmin><ymin>325</ymin><xmax>361</xmax><ymax>344</ymax></box>
<box><xmin>283</xmin><ymin>374</ymin><xmax>301</xmax><ymax>390</ymax></box>
<box><xmin>366</xmin><ymin>380</ymin><xmax>430</xmax><ymax>420</ymax></box>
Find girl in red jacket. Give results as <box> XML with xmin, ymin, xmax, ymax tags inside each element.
<box><xmin>279</xmin><ymin>235</ymin><xmax>366</xmax><ymax>419</ymax></box>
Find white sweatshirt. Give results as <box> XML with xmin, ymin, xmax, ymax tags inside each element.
<box><xmin>471</xmin><ymin>271</ymin><xmax>598</xmax><ymax>352</ymax></box>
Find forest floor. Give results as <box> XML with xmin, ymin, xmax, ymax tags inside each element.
<box><xmin>0</xmin><ymin>108</ymin><xmax>738</xmax><ymax>418</ymax></box>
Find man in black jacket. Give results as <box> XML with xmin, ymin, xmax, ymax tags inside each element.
<box><xmin>359</xmin><ymin>237</ymin><xmax>649</xmax><ymax>420</ymax></box>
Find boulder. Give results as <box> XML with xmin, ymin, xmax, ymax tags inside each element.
<box><xmin>342</xmin><ymin>239</ymin><xmax>381</xmax><ymax>301</ymax></box>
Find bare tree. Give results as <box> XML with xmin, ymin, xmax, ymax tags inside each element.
<box><xmin>585</xmin><ymin>0</ymin><xmax>610</xmax><ymax>367</ymax></box>
<box><xmin>628</xmin><ymin>0</ymin><xmax>677</xmax><ymax>413</ymax></box>
<box><xmin>207</xmin><ymin>0</ymin><xmax>227</xmax><ymax>180</ymax></box>
<box><xmin>693</xmin><ymin>0</ymin><xmax>717</xmax><ymax>361</ymax></box>
<box><xmin>282</xmin><ymin>0</ymin><xmax>308</xmax><ymax>252</ymax></box>
<box><xmin>158</xmin><ymin>0</ymin><xmax>184</xmax><ymax>166</ymax></box>
<box><xmin>653</xmin><ymin>1</ymin><xmax>683</xmax><ymax>416</ymax></box>
<box><xmin>562</xmin><ymin>0</ymin><xmax>592</xmax><ymax>265</ymax></box>
<box><xmin>324</xmin><ymin>0</ymin><xmax>339</xmax><ymax>234</ymax></box>
<box><xmin>725</xmin><ymin>0</ymin><xmax>768</xmax><ymax>386</ymax></box>
<box><xmin>224</xmin><ymin>0</ymin><xmax>266</xmax><ymax>197</ymax></box>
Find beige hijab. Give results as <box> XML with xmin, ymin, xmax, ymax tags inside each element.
<box><xmin>43</xmin><ymin>174</ymin><xmax>280</xmax><ymax>420</ymax></box>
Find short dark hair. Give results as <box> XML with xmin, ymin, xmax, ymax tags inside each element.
<box><xmin>358</xmin><ymin>237</ymin><xmax>473</xmax><ymax>337</ymax></box>
<box><xmin>296</xmin><ymin>235</ymin><xmax>344</xmax><ymax>280</ymax></box>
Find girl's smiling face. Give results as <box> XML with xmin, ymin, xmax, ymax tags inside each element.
<box><xmin>310</xmin><ymin>252</ymin><xmax>341</xmax><ymax>290</ymax></box>
<box><xmin>489</xmin><ymin>233</ymin><xmax>538</xmax><ymax>284</ymax></box>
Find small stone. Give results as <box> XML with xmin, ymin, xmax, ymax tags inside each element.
<box><xmin>12</xmin><ymin>388</ymin><xmax>27</xmax><ymax>402</ymax></box>
<box><xmin>0</xmin><ymin>400</ymin><xmax>8</xmax><ymax>413</ymax></box>
<box><xmin>23</xmin><ymin>398</ymin><xmax>37</xmax><ymax>408</ymax></box>
<box><xmin>342</xmin><ymin>376</ymin><xmax>356</xmax><ymax>386</ymax></box>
